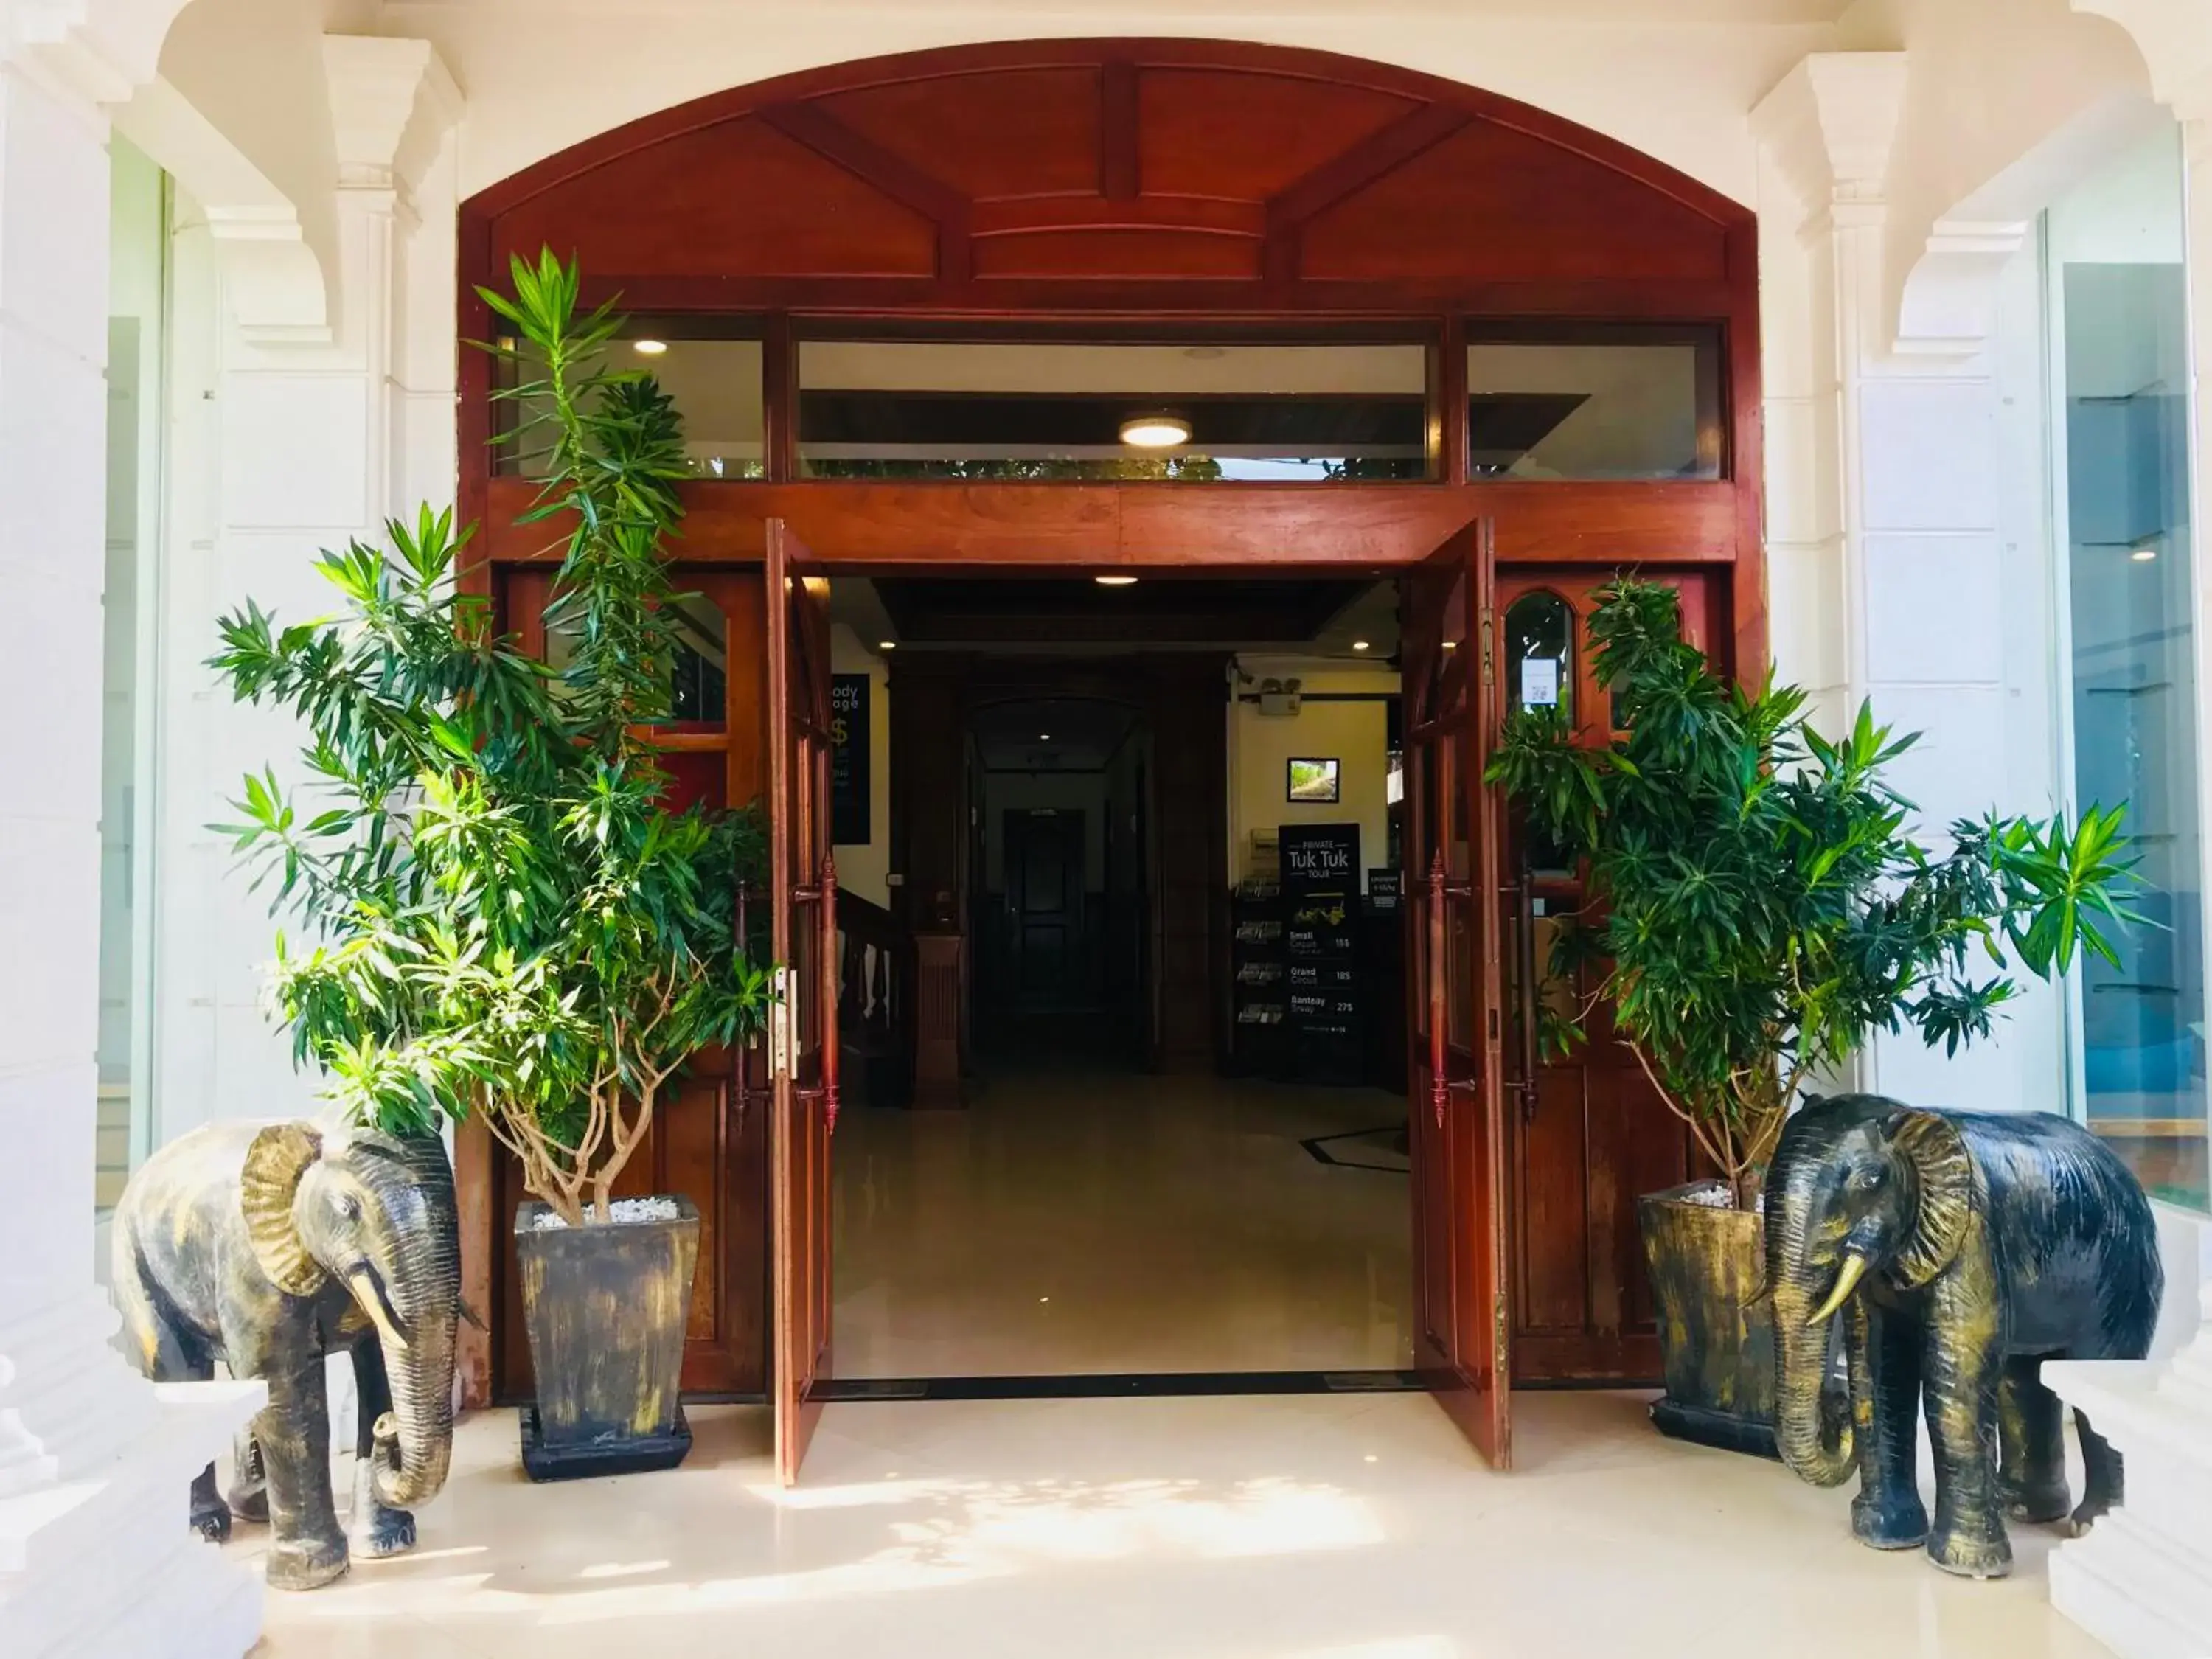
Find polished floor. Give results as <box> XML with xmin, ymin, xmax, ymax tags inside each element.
<box><xmin>832</xmin><ymin>1054</ymin><xmax>1416</xmax><ymax>1377</ymax></box>
<box><xmin>247</xmin><ymin>1392</ymin><xmax>2115</xmax><ymax>1658</ymax></box>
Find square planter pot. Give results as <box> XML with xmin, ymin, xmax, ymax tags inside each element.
<box><xmin>1637</xmin><ymin>1180</ymin><xmax>1778</xmax><ymax>1459</ymax></box>
<box><xmin>514</xmin><ymin>1194</ymin><xmax>700</xmax><ymax>1482</ymax></box>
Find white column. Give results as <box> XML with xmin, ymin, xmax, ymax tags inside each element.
<box><xmin>1753</xmin><ymin>52</ymin><xmax>2063</xmax><ymax>1114</ymax></box>
<box><xmin>0</xmin><ymin>48</ymin><xmax>262</xmax><ymax>1659</ymax></box>
<box><xmin>147</xmin><ymin>36</ymin><xmax>459</xmax><ymax>1147</ymax></box>
<box><xmin>2046</xmin><ymin>25</ymin><xmax>2212</xmax><ymax>1653</ymax></box>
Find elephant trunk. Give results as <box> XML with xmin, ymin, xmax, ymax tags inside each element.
<box><xmin>1765</xmin><ymin>1192</ymin><xmax>1855</xmax><ymax>1488</ymax></box>
<box><xmin>373</xmin><ymin>1308</ymin><xmax>455</xmax><ymax>1511</ymax></box>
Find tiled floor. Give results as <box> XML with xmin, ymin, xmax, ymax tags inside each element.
<box><xmin>248</xmin><ymin>1391</ymin><xmax>2114</xmax><ymax>1658</ymax></box>
<box><xmin>833</xmin><ymin>1060</ymin><xmax>1416</xmax><ymax>1377</ymax></box>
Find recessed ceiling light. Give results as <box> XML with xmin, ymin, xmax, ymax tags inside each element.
<box><xmin>878</xmin><ymin>639</ymin><xmax>897</xmax><ymax>650</ymax></box>
<box><xmin>632</xmin><ymin>338</ymin><xmax>669</xmax><ymax>355</ymax></box>
<box><xmin>1119</xmin><ymin>411</ymin><xmax>1192</xmax><ymax>448</ymax></box>
<box><xmin>1352</xmin><ymin>639</ymin><xmax>1371</xmax><ymax>651</ymax></box>
<box><xmin>1096</xmin><ymin>574</ymin><xmax>1139</xmax><ymax>587</ymax></box>
<box><xmin>2132</xmin><ymin>546</ymin><xmax>2159</xmax><ymax>563</ymax></box>
<box><xmin>1039</xmin><ymin>733</ymin><xmax>1051</xmax><ymax>741</ymax></box>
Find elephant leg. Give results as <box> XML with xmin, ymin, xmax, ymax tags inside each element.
<box><xmin>1848</xmin><ymin>1299</ymin><xmax>1929</xmax><ymax>1549</ymax></box>
<box><xmin>1922</xmin><ymin>1267</ymin><xmax>2011</xmax><ymax>1579</ymax></box>
<box><xmin>347</xmin><ymin>1340</ymin><xmax>417</xmax><ymax>1559</ymax></box>
<box><xmin>2070</xmin><ymin>1408</ymin><xmax>2125</xmax><ymax>1534</ymax></box>
<box><xmin>228</xmin><ymin>1428</ymin><xmax>269</xmax><ymax>1524</ymax></box>
<box><xmin>256</xmin><ymin>1357</ymin><xmax>349</xmax><ymax>1591</ymax></box>
<box><xmin>111</xmin><ymin>1248</ymin><xmax>232</xmax><ymax>1542</ymax></box>
<box><xmin>188</xmin><ymin>1462</ymin><xmax>231</xmax><ymax>1543</ymax></box>
<box><xmin>1997</xmin><ymin>1357</ymin><xmax>2071</xmax><ymax>1524</ymax></box>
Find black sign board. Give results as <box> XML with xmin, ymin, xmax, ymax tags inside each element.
<box><xmin>830</xmin><ymin>675</ymin><xmax>870</xmax><ymax>846</ymax></box>
<box><xmin>1368</xmin><ymin>869</ymin><xmax>1402</xmax><ymax>912</ymax></box>
<box><xmin>1279</xmin><ymin>824</ymin><xmax>1362</xmax><ymax>1076</ymax></box>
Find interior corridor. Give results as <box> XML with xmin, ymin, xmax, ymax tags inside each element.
<box><xmin>831</xmin><ymin>1062</ymin><xmax>1416</xmax><ymax>1379</ymax></box>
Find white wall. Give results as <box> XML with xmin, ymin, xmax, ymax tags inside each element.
<box><xmin>1228</xmin><ymin>658</ymin><xmax>1396</xmax><ymax>891</ymax></box>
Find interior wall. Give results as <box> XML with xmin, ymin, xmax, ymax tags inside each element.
<box><xmin>827</xmin><ymin>621</ymin><xmax>892</xmax><ymax>908</ymax></box>
<box><xmin>1227</xmin><ymin>657</ymin><xmax>1396</xmax><ymax>889</ymax></box>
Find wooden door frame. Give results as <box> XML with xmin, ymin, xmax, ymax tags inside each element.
<box><xmin>451</xmin><ymin>37</ymin><xmax>1766</xmax><ymax>1411</ymax></box>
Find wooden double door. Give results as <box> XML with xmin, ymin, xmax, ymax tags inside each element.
<box><xmin>490</xmin><ymin>521</ymin><xmax>1718</xmax><ymax>1482</ymax></box>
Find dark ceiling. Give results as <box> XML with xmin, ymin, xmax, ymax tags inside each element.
<box><xmin>874</xmin><ymin>577</ymin><xmax>1368</xmax><ymax>647</ymax></box>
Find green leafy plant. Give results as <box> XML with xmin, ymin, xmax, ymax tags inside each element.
<box><xmin>212</xmin><ymin>251</ymin><xmax>771</xmax><ymax>1225</ymax></box>
<box><xmin>1486</xmin><ymin>577</ymin><xmax>2140</xmax><ymax>1205</ymax></box>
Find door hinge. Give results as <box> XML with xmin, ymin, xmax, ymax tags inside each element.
<box><xmin>1493</xmin><ymin>1290</ymin><xmax>1509</xmax><ymax>1382</ymax></box>
<box><xmin>1480</xmin><ymin>608</ymin><xmax>1495</xmax><ymax>686</ymax></box>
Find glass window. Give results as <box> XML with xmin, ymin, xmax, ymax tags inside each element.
<box><xmin>494</xmin><ymin>323</ymin><xmax>763</xmax><ymax>479</ymax></box>
<box><xmin>798</xmin><ymin>339</ymin><xmax>1429</xmax><ymax>481</ymax></box>
<box><xmin>97</xmin><ymin>137</ymin><xmax>169</xmax><ymax>1223</ymax></box>
<box><xmin>1467</xmin><ymin>324</ymin><xmax>1722</xmax><ymax>479</ymax></box>
<box><xmin>543</xmin><ymin>591</ymin><xmax>728</xmax><ymax>728</ymax></box>
<box><xmin>2048</xmin><ymin>124</ymin><xmax>2204</xmax><ymax>1208</ymax></box>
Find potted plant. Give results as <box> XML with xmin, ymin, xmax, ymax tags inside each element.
<box><xmin>1486</xmin><ymin>577</ymin><xmax>2138</xmax><ymax>1456</ymax></box>
<box><xmin>212</xmin><ymin>251</ymin><xmax>771</xmax><ymax>1480</ymax></box>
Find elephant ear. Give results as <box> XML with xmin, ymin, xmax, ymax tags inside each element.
<box><xmin>240</xmin><ymin>1122</ymin><xmax>327</xmax><ymax>1295</ymax></box>
<box><xmin>1887</xmin><ymin>1110</ymin><xmax>1975</xmax><ymax>1288</ymax></box>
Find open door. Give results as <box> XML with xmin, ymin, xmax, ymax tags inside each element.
<box><xmin>766</xmin><ymin>518</ymin><xmax>839</xmax><ymax>1485</ymax></box>
<box><xmin>1401</xmin><ymin>519</ymin><xmax>1512</xmax><ymax>1467</ymax></box>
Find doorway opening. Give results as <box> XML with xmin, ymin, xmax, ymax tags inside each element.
<box><xmin>823</xmin><ymin>571</ymin><xmax>1416</xmax><ymax>1387</ymax></box>
<box><xmin>969</xmin><ymin>696</ymin><xmax>1151</xmax><ymax>1073</ymax></box>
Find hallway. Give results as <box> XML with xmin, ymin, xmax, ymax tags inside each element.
<box><xmin>832</xmin><ymin>1063</ymin><xmax>1415</xmax><ymax>1379</ymax></box>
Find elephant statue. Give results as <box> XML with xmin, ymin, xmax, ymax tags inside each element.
<box><xmin>1764</xmin><ymin>1093</ymin><xmax>2163</xmax><ymax>1579</ymax></box>
<box><xmin>111</xmin><ymin>1120</ymin><xmax>461</xmax><ymax>1590</ymax></box>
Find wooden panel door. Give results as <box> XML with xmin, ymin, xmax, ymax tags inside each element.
<box><xmin>768</xmin><ymin>519</ymin><xmax>839</xmax><ymax>1484</ymax></box>
<box><xmin>1495</xmin><ymin>569</ymin><xmax>1716</xmax><ymax>1385</ymax></box>
<box><xmin>1402</xmin><ymin>519</ymin><xmax>1512</xmax><ymax>1467</ymax></box>
<box><xmin>1006</xmin><ymin>808</ymin><xmax>1085</xmax><ymax>1006</ymax></box>
<box><xmin>490</xmin><ymin>566</ymin><xmax>770</xmax><ymax>1402</ymax></box>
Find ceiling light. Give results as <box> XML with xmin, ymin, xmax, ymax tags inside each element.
<box><xmin>1119</xmin><ymin>411</ymin><xmax>1192</xmax><ymax>448</ymax></box>
<box><xmin>1039</xmin><ymin>733</ymin><xmax>1051</xmax><ymax>741</ymax></box>
<box><xmin>878</xmin><ymin>639</ymin><xmax>897</xmax><ymax>650</ymax></box>
<box><xmin>1352</xmin><ymin>640</ymin><xmax>1371</xmax><ymax>652</ymax></box>
<box><xmin>2132</xmin><ymin>546</ymin><xmax>2159</xmax><ymax>563</ymax></box>
<box><xmin>632</xmin><ymin>338</ymin><xmax>668</xmax><ymax>355</ymax></box>
<box><xmin>1096</xmin><ymin>574</ymin><xmax>1138</xmax><ymax>587</ymax></box>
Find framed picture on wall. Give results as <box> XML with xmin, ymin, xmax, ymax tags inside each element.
<box><xmin>1287</xmin><ymin>757</ymin><xmax>1341</xmax><ymax>804</ymax></box>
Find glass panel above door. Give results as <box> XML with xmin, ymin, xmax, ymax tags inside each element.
<box><xmin>493</xmin><ymin>324</ymin><xmax>765</xmax><ymax>480</ymax></box>
<box><xmin>797</xmin><ymin>339</ymin><xmax>1430</xmax><ymax>481</ymax></box>
<box><xmin>1466</xmin><ymin>324</ymin><xmax>1723</xmax><ymax>480</ymax></box>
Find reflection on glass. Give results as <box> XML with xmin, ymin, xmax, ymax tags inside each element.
<box><xmin>2051</xmin><ymin>125</ymin><xmax>2205</xmax><ymax>1208</ymax></box>
<box><xmin>495</xmin><ymin>332</ymin><xmax>765</xmax><ymax>479</ymax></box>
<box><xmin>798</xmin><ymin>339</ymin><xmax>1428</xmax><ymax>481</ymax></box>
<box><xmin>97</xmin><ymin>135</ymin><xmax>168</xmax><ymax>1218</ymax></box>
<box><xmin>1506</xmin><ymin>591</ymin><xmax>1573</xmax><ymax>720</ymax></box>
<box><xmin>543</xmin><ymin>594</ymin><xmax>728</xmax><ymax>729</ymax></box>
<box><xmin>1467</xmin><ymin>326</ymin><xmax>1722</xmax><ymax>480</ymax></box>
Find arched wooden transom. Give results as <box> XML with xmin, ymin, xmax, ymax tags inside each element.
<box><xmin>468</xmin><ymin>38</ymin><xmax>1752</xmax><ymax>313</ymax></box>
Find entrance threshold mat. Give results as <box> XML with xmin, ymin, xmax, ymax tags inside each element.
<box><xmin>814</xmin><ymin>1369</ymin><xmax>1426</xmax><ymax>1402</ymax></box>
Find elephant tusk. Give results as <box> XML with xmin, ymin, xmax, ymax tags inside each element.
<box><xmin>347</xmin><ymin>1266</ymin><xmax>411</xmax><ymax>1354</ymax></box>
<box><xmin>1806</xmin><ymin>1252</ymin><xmax>1870</xmax><ymax>1327</ymax></box>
